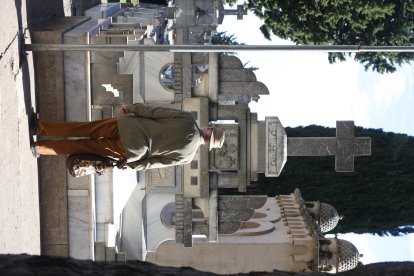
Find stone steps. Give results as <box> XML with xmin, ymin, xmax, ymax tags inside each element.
<box><xmin>94</xmin><ymin>242</ymin><xmax>127</xmax><ymax>262</ymax></box>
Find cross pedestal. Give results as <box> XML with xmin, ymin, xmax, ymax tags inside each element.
<box><xmin>287</xmin><ymin>121</ymin><xmax>371</xmax><ymax>172</ymax></box>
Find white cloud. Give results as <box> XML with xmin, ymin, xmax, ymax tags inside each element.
<box><xmin>410</xmin><ymin>234</ymin><xmax>414</xmax><ymax>261</ymax></box>
<box><xmin>369</xmin><ymin>73</ymin><xmax>406</xmax><ymax>110</ymax></box>
<box><xmin>247</xmin><ymin>51</ymin><xmax>367</xmax><ymax>128</ymax></box>
<box><xmin>351</xmin><ymin>91</ymin><xmax>371</xmax><ymax>127</ymax></box>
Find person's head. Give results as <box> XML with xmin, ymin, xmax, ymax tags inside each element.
<box><xmin>202</xmin><ymin>126</ymin><xmax>225</xmax><ymax>151</ymax></box>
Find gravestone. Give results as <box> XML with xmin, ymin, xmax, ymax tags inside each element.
<box><xmin>287</xmin><ymin>121</ymin><xmax>371</xmax><ymax>172</ymax></box>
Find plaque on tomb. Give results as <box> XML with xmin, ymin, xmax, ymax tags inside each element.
<box><xmin>211</xmin><ymin>125</ymin><xmax>238</xmax><ymax>170</ymax></box>
<box><xmin>146</xmin><ymin>167</ymin><xmax>176</xmax><ymax>192</ymax></box>
<box><xmin>265</xmin><ymin>117</ymin><xmax>287</xmax><ymax>177</ymax></box>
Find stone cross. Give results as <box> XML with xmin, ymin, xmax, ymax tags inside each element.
<box><xmin>224</xmin><ymin>5</ymin><xmax>247</xmax><ymax>20</ymax></box>
<box><xmin>287</xmin><ymin>121</ymin><xmax>371</xmax><ymax>172</ymax></box>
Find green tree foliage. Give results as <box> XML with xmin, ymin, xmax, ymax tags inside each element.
<box><xmin>221</xmin><ymin>0</ymin><xmax>239</xmax><ymax>6</ymax></box>
<box><xmin>226</xmin><ymin>0</ymin><xmax>414</xmax><ymax>73</ymax></box>
<box><xmin>211</xmin><ymin>31</ymin><xmax>241</xmax><ymax>45</ymax></box>
<box><xmin>212</xmin><ymin>34</ymin><xmax>259</xmax><ymax>70</ymax></box>
<box><xmin>257</xmin><ymin>125</ymin><xmax>414</xmax><ymax>236</ymax></box>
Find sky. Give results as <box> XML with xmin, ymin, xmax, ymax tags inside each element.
<box><xmin>218</xmin><ymin>2</ymin><xmax>414</xmax><ymax>264</ymax></box>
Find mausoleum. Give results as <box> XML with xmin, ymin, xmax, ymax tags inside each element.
<box><xmin>32</xmin><ymin>1</ymin><xmax>370</xmax><ymax>273</ymax></box>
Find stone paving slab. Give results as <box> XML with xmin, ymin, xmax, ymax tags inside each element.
<box><xmin>0</xmin><ymin>0</ymin><xmax>40</xmax><ymax>255</ymax></box>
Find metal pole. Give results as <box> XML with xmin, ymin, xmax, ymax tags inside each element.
<box><xmin>24</xmin><ymin>43</ymin><xmax>414</xmax><ymax>53</ymax></box>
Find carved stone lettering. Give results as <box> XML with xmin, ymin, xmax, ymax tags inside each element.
<box><xmin>267</xmin><ymin>121</ymin><xmax>278</xmax><ymax>175</ymax></box>
<box><xmin>265</xmin><ymin>117</ymin><xmax>287</xmax><ymax>177</ymax></box>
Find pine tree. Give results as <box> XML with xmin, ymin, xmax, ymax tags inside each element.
<box><xmin>257</xmin><ymin>125</ymin><xmax>414</xmax><ymax>236</ymax></box>
<box><xmin>224</xmin><ymin>0</ymin><xmax>414</xmax><ymax>73</ymax></box>
<box><xmin>211</xmin><ymin>31</ymin><xmax>241</xmax><ymax>45</ymax></box>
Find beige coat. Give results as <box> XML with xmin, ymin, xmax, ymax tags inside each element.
<box><xmin>117</xmin><ymin>104</ymin><xmax>204</xmax><ymax>171</ymax></box>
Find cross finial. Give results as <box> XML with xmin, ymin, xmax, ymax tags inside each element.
<box><xmin>286</xmin><ymin>121</ymin><xmax>371</xmax><ymax>172</ymax></box>
<box><xmin>223</xmin><ymin>5</ymin><xmax>247</xmax><ymax>20</ymax></box>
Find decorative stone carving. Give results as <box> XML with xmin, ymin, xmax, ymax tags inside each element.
<box><xmin>217</xmin><ymin>55</ymin><xmax>269</xmax><ymax>103</ymax></box>
<box><xmin>219</xmin><ymin>55</ymin><xmax>243</xmax><ymax>69</ymax></box>
<box><xmin>146</xmin><ymin>167</ymin><xmax>180</xmax><ymax>193</ymax></box>
<box><xmin>211</xmin><ymin>125</ymin><xmax>238</xmax><ymax>170</ymax></box>
<box><xmin>218</xmin><ymin>195</ymin><xmax>267</xmax><ymax>211</ymax></box>
<box><xmin>219</xmin><ymin>69</ymin><xmax>256</xmax><ymax>82</ymax></box>
<box><xmin>217</xmin><ymin>195</ymin><xmax>267</xmax><ymax>235</ymax></box>
<box><xmin>218</xmin><ymin>209</ymin><xmax>255</xmax><ymax>223</ymax></box>
<box><xmin>218</xmin><ymin>222</ymin><xmax>242</xmax><ymax>234</ymax></box>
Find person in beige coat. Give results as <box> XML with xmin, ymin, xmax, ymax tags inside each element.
<box><xmin>31</xmin><ymin>104</ymin><xmax>225</xmax><ymax>171</ymax></box>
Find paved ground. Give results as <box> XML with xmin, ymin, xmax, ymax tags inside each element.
<box><xmin>0</xmin><ymin>0</ymin><xmax>99</xmax><ymax>255</ymax></box>
<box><xmin>0</xmin><ymin>0</ymin><xmax>40</xmax><ymax>255</ymax></box>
